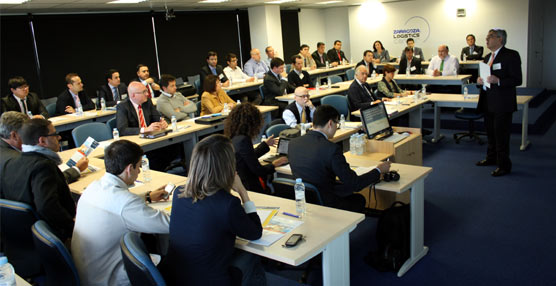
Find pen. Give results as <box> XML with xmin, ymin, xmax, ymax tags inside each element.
<box><xmin>135</xmin><ymin>180</ymin><xmax>143</xmax><ymax>184</ymax></box>
<box><xmin>283</xmin><ymin>212</ymin><xmax>300</xmax><ymax>218</ymax></box>
<box><xmin>258</xmin><ymin>206</ymin><xmax>280</xmax><ymax>209</ymax></box>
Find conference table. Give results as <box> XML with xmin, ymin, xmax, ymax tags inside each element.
<box><xmin>351</xmin><ymin>95</ymin><xmax>430</xmax><ymax>128</ymax></box>
<box><xmin>375</xmin><ymin>60</ymin><xmax>482</xmax><ymax>71</ymax></box>
<box><xmin>393</xmin><ymin>74</ymin><xmax>471</xmax><ymax>86</ymax></box>
<box><xmin>426</xmin><ymin>93</ymin><xmax>533</xmax><ymax>150</ymax></box>
<box><xmin>307</xmin><ymin>63</ymin><xmax>356</xmax><ymax>82</ymax></box>
<box><xmin>222</xmin><ymin>79</ymin><xmax>264</xmax><ymax>96</ymax></box>
<box><xmin>49</xmin><ymin>109</ymin><xmax>116</xmax><ymax>132</ymax></box>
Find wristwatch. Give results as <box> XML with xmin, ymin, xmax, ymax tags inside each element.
<box><xmin>145</xmin><ymin>191</ymin><xmax>152</xmax><ymax>203</ymax></box>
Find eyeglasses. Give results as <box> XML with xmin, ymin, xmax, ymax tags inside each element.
<box><xmin>16</xmin><ymin>85</ymin><xmax>29</xmax><ymax>90</ymax></box>
<box><xmin>333</xmin><ymin>121</ymin><xmax>340</xmax><ymax>129</ymax></box>
<box><xmin>43</xmin><ymin>132</ymin><xmax>60</xmax><ymax>137</ymax></box>
<box><xmin>296</xmin><ymin>94</ymin><xmax>309</xmax><ymax>98</ymax></box>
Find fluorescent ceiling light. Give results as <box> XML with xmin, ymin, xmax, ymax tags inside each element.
<box><xmin>315</xmin><ymin>0</ymin><xmax>343</xmax><ymax>4</ymax></box>
<box><xmin>0</xmin><ymin>0</ymin><xmax>28</xmax><ymax>3</ymax></box>
<box><xmin>265</xmin><ymin>0</ymin><xmax>297</xmax><ymax>3</ymax></box>
<box><xmin>199</xmin><ymin>0</ymin><xmax>229</xmax><ymax>3</ymax></box>
<box><xmin>107</xmin><ymin>0</ymin><xmax>145</xmax><ymax>3</ymax></box>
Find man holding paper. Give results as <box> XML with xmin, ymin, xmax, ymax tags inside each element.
<box><xmin>476</xmin><ymin>29</ymin><xmax>522</xmax><ymax>177</ymax></box>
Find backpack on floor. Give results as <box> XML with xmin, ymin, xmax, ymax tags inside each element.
<box><xmin>366</xmin><ymin>201</ymin><xmax>410</xmax><ymax>272</ymax></box>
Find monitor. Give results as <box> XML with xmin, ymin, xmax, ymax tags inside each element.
<box><xmin>276</xmin><ymin>137</ymin><xmax>290</xmax><ymax>155</ymax></box>
<box><xmin>360</xmin><ymin>102</ymin><xmax>392</xmax><ymax>139</ymax></box>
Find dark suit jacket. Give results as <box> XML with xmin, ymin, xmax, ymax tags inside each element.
<box><xmin>1</xmin><ymin>92</ymin><xmax>48</xmax><ymax>118</ymax></box>
<box><xmin>262</xmin><ymin>71</ymin><xmax>295</xmax><ymax>106</ymax></box>
<box><xmin>478</xmin><ymin>46</ymin><xmax>522</xmax><ymax>113</ymax></box>
<box><xmin>398</xmin><ymin>57</ymin><xmax>423</xmax><ymax>75</ymax></box>
<box><xmin>55</xmin><ymin>89</ymin><xmax>95</xmax><ymax>115</ymax></box>
<box><xmin>461</xmin><ymin>45</ymin><xmax>484</xmax><ymax>61</ymax></box>
<box><xmin>96</xmin><ymin>83</ymin><xmax>128</xmax><ymax>108</ymax></box>
<box><xmin>288</xmin><ymin>130</ymin><xmax>380</xmax><ymax>206</ymax></box>
<box><xmin>116</xmin><ymin>98</ymin><xmax>162</xmax><ymax>135</ymax></box>
<box><xmin>327</xmin><ymin>48</ymin><xmax>347</xmax><ymax>64</ymax></box>
<box><xmin>356</xmin><ymin>60</ymin><xmax>376</xmax><ymax>74</ymax></box>
<box><xmin>312</xmin><ymin>51</ymin><xmax>329</xmax><ymax>68</ymax></box>
<box><xmin>287</xmin><ymin>70</ymin><xmax>313</xmax><ymax>88</ymax></box>
<box><xmin>199</xmin><ymin>64</ymin><xmax>229</xmax><ymax>94</ymax></box>
<box><xmin>232</xmin><ymin>135</ymin><xmax>275</xmax><ymax>194</ymax></box>
<box><xmin>0</xmin><ymin>152</ymin><xmax>75</xmax><ymax>241</ymax></box>
<box><xmin>160</xmin><ymin>190</ymin><xmax>262</xmax><ymax>286</ymax></box>
<box><xmin>0</xmin><ymin>140</ymin><xmax>19</xmax><ymax>174</ymax></box>
<box><xmin>347</xmin><ymin>80</ymin><xmax>379</xmax><ymax>112</ymax></box>
<box><xmin>129</xmin><ymin>78</ymin><xmax>161</xmax><ymax>98</ymax></box>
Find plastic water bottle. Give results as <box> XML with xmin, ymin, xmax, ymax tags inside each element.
<box><xmin>339</xmin><ymin>114</ymin><xmax>345</xmax><ymax>129</ymax></box>
<box><xmin>0</xmin><ymin>256</ymin><xmax>16</xmax><ymax>286</ymax></box>
<box><xmin>326</xmin><ymin>61</ymin><xmax>330</xmax><ymax>68</ymax></box>
<box><xmin>26</xmin><ymin>111</ymin><xmax>33</xmax><ymax>118</ymax></box>
<box><xmin>76</xmin><ymin>101</ymin><xmax>83</xmax><ymax>116</ymax></box>
<box><xmin>354</xmin><ymin>134</ymin><xmax>362</xmax><ymax>155</ymax></box>
<box><xmin>141</xmin><ymin>155</ymin><xmax>151</xmax><ymax>183</ymax></box>
<box><xmin>171</xmin><ymin>115</ymin><xmax>177</xmax><ymax>132</ymax></box>
<box><xmin>223</xmin><ymin>103</ymin><xmax>229</xmax><ymax>113</ymax></box>
<box><xmin>406</xmin><ymin>68</ymin><xmax>410</xmax><ymax>76</ymax></box>
<box><xmin>100</xmin><ymin>97</ymin><xmax>106</xmax><ymax>111</ymax></box>
<box><xmin>463</xmin><ymin>53</ymin><xmax>467</xmax><ymax>62</ymax></box>
<box><xmin>315</xmin><ymin>79</ymin><xmax>320</xmax><ymax>90</ymax></box>
<box><xmin>371</xmin><ymin>70</ymin><xmax>376</xmax><ymax>79</ymax></box>
<box><xmin>294</xmin><ymin>178</ymin><xmax>306</xmax><ymax>218</ymax></box>
<box><xmin>349</xmin><ymin>134</ymin><xmax>356</xmax><ymax>154</ymax></box>
<box><xmin>327</xmin><ymin>77</ymin><xmax>331</xmax><ymax>89</ymax></box>
<box><xmin>236</xmin><ymin>99</ymin><xmax>241</xmax><ymax>105</ymax></box>
<box><xmin>112</xmin><ymin>128</ymin><xmax>119</xmax><ymax>140</ymax></box>
<box><xmin>463</xmin><ymin>86</ymin><xmax>469</xmax><ymax>100</ymax></box>
<box><xmin>261</xmin><ymin>134</ymin><xmax>266</xmax><ymax>143</ymax></box>
<box><xmin>300</xmin><ymin>123</ymin><xmax>306</xmax><ymax>136</ymax></box>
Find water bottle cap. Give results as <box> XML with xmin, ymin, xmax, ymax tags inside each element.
<box><xmin>142</xmin><ymin>155</ymin><xmax>147</xmax><ymax>159</ymax></box>
<box><xmin>0</xmin><ymin>256</ymin><xmax>7</xmax><ymax>265</ymax></box>
<box><xmin>295</xmin><ymin>178</ymin><xmax>302</xmax><ymax>183</ymax></box>
<box><xmin>113</xmin><ymin>128</ymin><xmax>117</xmax><ymax>131</ymax></box>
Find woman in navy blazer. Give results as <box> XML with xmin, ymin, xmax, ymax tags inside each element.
<box><xmin>224</xmin><ymin>103</ymin><xmax>288</xmax><ymax>194</ymax></box>
<box><xmin>159</xmin><ymin>134</ymin><xmax>265</xmax><ymax>286</ymax></box>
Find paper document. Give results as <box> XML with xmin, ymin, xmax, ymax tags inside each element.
<box><xmin>479</xmin><ymin>62</ymin><xmax>491</xmax><ymax>89</ymax></box>
<box><xmin>352</xmin><ymin>165</ymin><xmax>378</xmax><ymax>176</ymax></box>
<box><xmin>248</xmin><ymin>216</ymin><xmax>304</xmax><ymax>246</ymax></box>
<box><xmin>344</xmin><ymin>121</ymin><xmax>362</xmax><ymax>129</ymax></box>
<box><xmin>256</xmin><ymin>208</ymin><xmax>279</xmax><ymax>227</ymax></box>
<box><xmin>65</xmin><ymin>137</ymin><xmax>99</xmax><ymax>168</ymax></box>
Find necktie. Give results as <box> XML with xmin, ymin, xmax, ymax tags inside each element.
<box><xmin>74</xmin><ymin>94</ymin><xmax>81</xmax><ymax>108</ymax></box>
<box><xmin>320</xmin><ymin>55</ymin><xmax>324</xmax><ymax>64</ymax></box>
<box><xmin>470</xmin><ymin>47</ymin><xmax>474</xmax><ymax>54</ymax></box>
<box><xmin>138</xmin><ymin>105</ymin><xmax>146</xmax><ymax>128</ymax></box>
<box><xmin>363</xmin><ymin>84</ymin><xmax>373</xmax><ymax>98</ymax></box>
<box><xmin>112</xmin><ymin>86</ymin><xmax>119</xmax><ymax>101</ymax></box>
<box><xmin>146</xmin><ymin>84</ymin><xmax>152</xmax><ymax>99</ymax></box>
<box><xmin>304</xmin><ymin>58</ymin><xmax>307</xmax><ymax>67</ymax></box>
<box><xmin>488</xmin><ymin>52</ymin><xmax>496</xmax><ymax>67</ymax></box>
<box><xmin>338</xmin><ymin>51</ymin><xmax>342</xmax><ymax>62</ymax></box>
<box><xmin>439</xmin><ymin>60</ymin><xmax>444</xmax><ymax>72</ymax></box>
<box><xmin>301</xmin><ymin>108</ymin><xmax>307</xmax><ymax>123</ymax></box>
<box><xmin>21</xmin><ymin>98</ymin><xmax>28</xmax><ymax>114</ymax></box>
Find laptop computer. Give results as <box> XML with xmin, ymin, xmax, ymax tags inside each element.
<box><xmin>263</xmin><ymin>137</ymin><xmax>290</xmax><ymax>163</ymax></box>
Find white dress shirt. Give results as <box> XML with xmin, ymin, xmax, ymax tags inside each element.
<box><xmin>140</xmin><ymin>78</ymin><xmax>155</xmax><ymax>97</ymax></box>
<box><xmin>282</xmin><ymin>101</ymin><xmax>316</xmax><ymax>127</ymax></box>
<box><xmin>71</xmin><ymin>173</ymin><xmax>170</xmax><ymax>286</ymax></box>
<box><xmin>223</xmin><ymin>66</ymin><xmax>250</xmax><ymax>83</ymax></box>
<box><xmin>12</xmin><ymin>94</ymin><xmax>28</xmax><ymax>113</ymax></box>
<box><xmin>426</xmin><ymin>54</ymin><xmax>459</xmax><ymax>76</ymax></box>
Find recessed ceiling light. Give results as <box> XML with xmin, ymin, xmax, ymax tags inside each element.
<box><xmin>315</xmin><ymin>0</ymin><xmax>343</xmax><ymax>4</ymax></box>
<box><xmin>107</xmin><ymin>0</ymin><xmax>145</xmax><ymax>4</ymax></box>
<box><xmin>0</xmin><ymin>0</ymin><xmax>28</xmax><ymax>4</ymax></box>
<box><xmin>265</xmin><ymin>0</ymin><xmax>297</xmax><ymax>3</ymax></box>
<box><xmin>199</xmin><ymin>0</ymin><xmax>229</xmax><ymax>3</ymax></box>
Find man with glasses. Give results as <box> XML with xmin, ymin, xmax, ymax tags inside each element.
<box><xmin>116</xmin><ymin>81</ymin><xmax>167</xmax><ymax>136</ymax></box>
<box><xmin>347</xmin><ymin>65</ymin><xmax>381</xmax><ymax>112</ymax></box>
<box><xmin>288</xmin><ymin>105</ymin><xmax>391</xmax><ymax>212</ymax></box>
<box><xmin>426</xmin><ymin>45</ymin><xmax>459</xmax><ymax>76</ymax></box>
<box><xmin>476</xmin><ymin>28</ymin><xmax>522</xmax><ymax>177</ymax></box>
<box><xmin>1</xmin><ymin>77</ymin><xmax>48</xmax><ymax>118</ymax></box>
<box><xmin>0</xmin><ymin>118</ymin><xmax>76</xmax><ymax>242</ymax></box>
<box><xmin>282</xmin><ymin>87</ymin><xmax>315</xmax><ymax>127</ymax></box>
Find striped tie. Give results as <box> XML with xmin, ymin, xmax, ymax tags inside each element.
<box><xmin>138</xmin><ymin>105</ymin><xmax>146</xmax><ymax>128</ymax></box>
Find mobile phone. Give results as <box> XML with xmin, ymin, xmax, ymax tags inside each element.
<box><xmin>162</xmin><ymin>183</ymin><xmax>176</xmax><ymax>199</ymax></box>
<box><xmin>285</xmin><ymin>234</ymin><xmax>303</xmax><ymax>247</ymax></box>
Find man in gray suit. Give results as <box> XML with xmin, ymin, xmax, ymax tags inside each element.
<box><xmin>399</xmin><ymin>38</ymin><xmax>424</xmax><ymax>62</ymax></box>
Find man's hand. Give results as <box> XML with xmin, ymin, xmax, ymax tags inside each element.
<box><xmin>272</xmin><ymin>156</ymin><xmax>288</xmax><ymax>167</ymax></box>
<box><xmin>75</xmin><ymin>157</ymin><xmax>89</xmax><ymax>172</ymax></box>
<box><xmin>32</xmin><ymin>115</ymin><xmax>45</xmax><ymax>119</ymax></box>
<box><xmin>145</xmin><ymin>122</ymin><xmax>163</xmax><ymax>132</ymax></box>
<box><xmin>183</xmin><ymin>100</ymin><xmax>190</xmax><ymax>106</ymax></box>
<box><xmin>486</xmin><ymin>75</ymin><xmax>500</xmax><ymax>84</ymax></box>
<box><xmin>477</xmin><ymin>77</ymin><xmax>484</xmax><ymax>85</ymax></box>
<box><xmin>265</xmin><ymin>134</ymin><xmax>278</xmax><ymax>147</ymax></box>
<box><xmin>247</xmin><ymin>77</ymin><xmax>255</xmax><ymax>82</ymax></box>
<box><xmin>174</xmin><ymin>107</ymin><xmax>181</xmax><ymax>112</ymax></box>
<box><xmin>65</xmin><ymin>106</ymin><xmax>75</xmax><ymax>113</ymax></box>
<box><xmin>222</xmin><ymin>80</ymin><xmax>230</xmax><ymax>87</ymax></box>
<box><xmin>305</xmin><ymin>99</ymin><xmax>314</xmax><ymax>108</ymax></box>
<box><xmin>331</xmin><ymin>62</ymin><xmax>339</xmax><ymax>67</ymax></box>
<box><xmin>159</xmin><ymin>118</ymin><xmax>168</xmax><ymax>129</ymax></box>
<box><xmin>149</xmin><ymin>186</ymin><xmax>168</xmax><ymax>202</ymax></box>
<box><xmin>377</xmin><ymin>161</ymin><xmax>391</xmax><ymax>174</ymax></box>
<box><xmin>433</xmin><ymin>69</ymin><xmax>441</xmax><ymax>77</ymax></box>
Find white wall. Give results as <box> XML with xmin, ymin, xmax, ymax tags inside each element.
<box><xmin>248</xmin><ymin>5</ymin><xmax>284</xmax><ymax>59</ymax></box>
<box><xmin>347</xmin><ymin>0</ymin><xmax>529</xmax><ymax>85</ymax></box>
<box><xmin>299</xmin><ymin>7</ymin><xmax>351</xmax><ymax>59</ymax></box>
<box><xmin>299</xmin><ymin>9</ymin><xmax>326</xmax><ymax>50</ymax></box>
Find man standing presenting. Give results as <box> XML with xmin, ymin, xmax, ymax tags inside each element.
<box><xmin>476</xmin><ymin>29</ymin><xmax>522</xmax><ymax>177</ymax></box>
<box><xmin>426</xmin><ymin>45</ymin><xmax>459</xmax><ymax>76</ymax></box>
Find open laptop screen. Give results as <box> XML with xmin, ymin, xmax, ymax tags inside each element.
<box><xmin>276</xmin><ymin>137</ymin><xmax>290</xmax><ymax>155</ymax></box>
<box><xmin>360</xmin><ymin>102</ymin><xmax>392</xmax><ymax>139</ymax></box>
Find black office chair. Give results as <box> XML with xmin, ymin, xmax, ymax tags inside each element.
<box><xmin>271</xmin><ymin>178</ymin><xmax>323</xmax><ymax>205</ymax></box>
<box><xmin>120</xmin><ymin>232</ymin><xmax>167</xmax><ymax>286</ymax></box>
<box><xmin>195</xmin><ymin>101</ymin><xmax>202</xmax><ymax>117</ymax></box>
<box><xmin>31</xmin><ymin>220</ymin><xmax>80</xmax><ymax>286</ymax></box>
<box><xmin>106</xmin><ymin>117</ymin><xmax>117</xmax><ymax>131</ymax></box>
<box><xmin>0</xmin><ymin>199</ymin><xmax>42</xmax><ymax>278</ymax></box>
<box><xmin>453</xmin><ymin>109</ymin><xmax>486</xmax><ymax>144</ymax></box>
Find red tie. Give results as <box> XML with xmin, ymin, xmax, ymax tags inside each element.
<box><xmin>146</xmin><ymin>84</ymin><xmax>152</xmax><ymax>98</ymax></box>
<box><xmin>338</xmin><ymin>51</ymin><xmax>342</xmax><ymax>62</ymax></box>
<box><xmin>138</xmin><ymin>105</ymin><xmax>146</xmax><ymax>128</ymax></box>
<box><xmin>488</xmin><ymin>53</ymin><xmax>496</xmax><ymax>67</ymax></box>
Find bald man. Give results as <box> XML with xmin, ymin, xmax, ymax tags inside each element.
<box><xmin>426</xmin><ymin>45</ymin><xmax>459</xmax><ymax>76</ymax></box>
<box><xmin>282</xmin><ymin>87</ymin><xmax>316</xmax><ymax>127</ymax></box>
<box><xmin>244</xmin><ymin>48</ymin><xmax>270</xmax><ymax>79</ymax></box>
<box><xmin>116</xmin><ymin>81</ymin><xmax>167</xmax><ymax>136</ymax></box>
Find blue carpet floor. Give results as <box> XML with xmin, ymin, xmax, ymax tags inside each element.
<box><xmin>269</xmin><ymin>102</ymin><xmax>556</xmax><ymax>285</ymax></box>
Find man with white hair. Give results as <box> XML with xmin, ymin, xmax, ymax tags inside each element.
<box><xmin>347</xmin><ymin>65</ymin><xmax>381</xmax><ymax>112</ymax></box>
<box><xmin>244</xmin><ymin>48</ymin><xmax>269</xmax><ymax>79</ymax></box>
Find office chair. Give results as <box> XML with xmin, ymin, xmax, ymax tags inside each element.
<box><xmin>329</xmin><ymin>75</ymin><xmax>343</xmax><ymax>84</ymax></box>
<box><xmin>71</xmin><ymin>122</ymin><xmax>112</xmax><ymax>146</ymax></box>
<box><xmin>258</xmin><ymin>85</ymin><xmax>266</xmax><ymax>102</ymax></box>
<box><xmin>195</xmin><ymin>101</ymin><xmax>202</xmax><ymax>117</ymax></box>
<box><xmin>346</xmin><ymin>69</ymin><xmax>355</xmax><ymax>81</ymax></box>
<box><xmin>453</xmin><ymin>84</ymin><xmax>486</xmax><ymax>144</ymax></box>
<box><xmin>46</xmin><ymin>103</ymin><xmax>57</xmax><ymax>117</ymax></box>
<box><xmin>106</xmin><ymin>117</ymin><xmax>117</xmax><ymax>131</ymax></box>
<box><xmin>272</xmin><ymin>178</ymin><xmax>323</xmax><ymax>205</ymax></box>
<box><xmin>286</xmin><ymin>64</ymin><xmax>292</xmax><ymax>73</ymax></box>
<box><xmin>194</xmin><ymin>78</ymin><xmax>201</xmax><ymax>95</ymax></box>
<box><xmin>31</xmin><ymin>220</ymin><xmax>80</xmax><ymax>286</ymax></box>
<box><xmin>322</xmin><ymin>94</ymin><xmax>350</xmax><ymax>119</ymax></box>
<box><xmin>0</xmin><ymin>199</ymin><xmax>42</xmax><ymax>278</ymax></box>
<box><xmin>120</xmin><ymin>232</ymin><xmax>167</xmax><ymax>286</ymax></box>
<box><xmin>265</xmin><ymin>124</ymin><xmax>289</xmax><ymax>138</ymax></box>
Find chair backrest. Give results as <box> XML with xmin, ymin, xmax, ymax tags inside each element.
<box><xmin>345</xmin><ymin>69</ymin><xmax>355</xmax><ymax>81</ymax></box>
<box><xmin>285</xmin><ymin>64</ymin><xmax>292</xmax><ymax>73</ymax></box>
<box><xmin>106</xmin><ymin>117</ymin><xmax>117</xmax><ymax>131</ymax></box>
<box><xmin>31</xmin><ymin>220</ymin><xmax>80</xmax><ymax>286</ymax></box>
<box><xmin>0</xmin><ymin>199</ymin><xmax>41</xmax><ymax>278</ymax></box>
<box><xmin>272</xmin><ymin>178</ymin><xmax>323</xmax><ymax>205</ymax></box>
<box><xmin>329</xmin><ymin>75</ymin><xmax>343</xmax><ymax>84</ymax></box>
<box><xmin>322</xmin><ymin>94</ymin><xmax>349</xmax><ymax>119</ymax></box>
<box><xmin>462</xmin><ymin>83</ymin><xmax>480</xmax><ymax>94</ymax></box>
<box><xmin>46</xmin><ymin>103</ymin><xmax>57</xmax><ymax>117</ymax></box>
<box><xmin>120</xmin><ymin>232</ymin><xmax>166</xmax><ymax>286</ymax></box>
<box><xmin>265</xmin><ymin>123</ymin><xmax>289</xmax><ymax>138</ymax></box>
<box><xmin>71</xmin><ymin>122</ymin><xmax>112</xmax><ymax>146</ymax></box>
<box><xmin>258</xmin><ymin>85</ymin><xmax>265</xmax><ymax>101</ymax></box>
<box><xmin>194</xmin><ymin>78</ymin><xmax>201</xmax><ymax>95</ymax></box>
<box><xmin>195</xmin><ymin>101</ymin><xmax>202</xmax><ymax>117</ymax></box>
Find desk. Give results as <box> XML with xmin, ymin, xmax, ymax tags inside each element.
<box><xmin>427</xmin><ymin>93</ymin><xmax>533</xmax><ymax>150</ymax></box>
<box><xmin>376</xmin><ymin>60</ymin><xmax>481</xmax><ymax>71</ymax></box>
<box><xmin>307</xmin><ymin>63</ymin><xmax>356</xmax><ymax>83</ymax></box>
<box><xmin>351</xmin><ymin>96</ymin><xmax>430</xmax><ymax>128</ymax></box>
<box><xmin>16</xmin><ymin>274</ymin><xmax>31</xmax><ymax>286</ymax></box>
<box><xmin>151</xmin><ymin>94</ymin><xmax>199</xmax><ymax>106</ymax></box>
<box><xmin>222</xmin><ymin>79</ymin><xmax>263</xmax><ymax>96</ymax></box>
<box><xmin>49</xmin><ymin>110</ymin><xmax>116</xmax><ymax>132</ymax></box>
<box><xmin>393</xmin><ymin>74</ymin><xmax>471</xmax><ymax>86</ymax></box>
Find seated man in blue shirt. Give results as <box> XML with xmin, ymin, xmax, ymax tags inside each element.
<box><xmin>244</xmin><ymin>48</ymin><xmax>269</xmax><ymax>79</ymax></box>
<box><xmin>200</xmin><ymin>51</ymin><xmax>230</xmax><ymax>93</ymax></box>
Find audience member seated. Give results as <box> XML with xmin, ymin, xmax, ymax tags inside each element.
<box><xmin>399</xmin><ymin>38</ymin><xmax>424</xmax><ymax>62</ymax></box>
<box><xmin>71</xmin><ymin>140</ymin><xmax>170</xmax><ymax>286</ymax></box>
<box><xmin>282</xmin><ymin>87</ymin><xmax>315</xmax><ymax>127</ymax></box>
<box><xmin>372</xmin><ymin>40</ymin><xmax>390</xmax><ymax>63</ymax></box>
<box><xmin>327</xmin><ymin>40</ymin><xmax>348</xmax><ymax>65</ymax></box>
<box><xmin>0</xmin><ymin>118</ymin><xmax>75</xmax><ymax>242</ymax></box>
<box><xmin>130</xmin><ymin>64</ymin><xmax>161</xmax><ymax>98</ymax></box>
<box><xmin>200</xmin><ymin>74</ymin><xmax>236</xmax><ymax>116</ymax></box>
<box><xmin>264</xmin><ymin>46</ymin><xmax>276</xmax><ymax>68</ymax></box>
<box><xmin>347</xmin><ymin>65</ymin><xmax>381</xmax><ymax>112</ymax></box>
<box><xmin>225</xmin><ymin>103</ymin><xmax>287</xmax><ymax>194</ymax></box>
<box><xmin>262</xmin><ymin>57</ymin><xmax>294</xmax><ymax>116</ymax></box>
<box><xmin>244</xmin><ymin>48</ymin><xmax>269</xmax><ymax>79</ymax></box>
<box><xmin>312</xmin><ymin>42</ymin><xmax>331</xmax><ymax>68</ymax></box>
<box><xmin>377</xmin><ymin>64</ymin><xmax>408</xmax><ymax>99</ymax></box>
<box><xmin>399</xmin><ymin>47</ymin><xmax>423</xmax><ymax>75</ymax></box>
<box><xmin>299</xmin><ymin>44</ymin><xmax>316</xmax><ymax>69</ymax></box>
<box><xmin>223</xmin><ymin>53</ymin><xmax>261</xmax><ymax>104</ymax></box>
<box><xmin>461</xmin><ymin>34</ymin><xmax>484</xmax><ymax>61</ymax></box>
<box><xmin>287</xmin><ymin>55</ymin><xmax>313</xmax><ymax>88</ymax></box>
<box><xmin>200</xmin><ymin>51</ymin><xmax>230</xmax><ymax>94</ymax></box>
<box><xmin>55</xmin><ymin>73</ymin><xmax>95</xmax><ymax>115</ymax></box>
<box><xmin>97</xmin><ymin>69</ymin><xmax>128</xmax><ymax>108</ymax></box>
<box><xmin>356</xmin><ymin>50</ymin><xmax>376</xmax><ymax>75</ymax></box>
<box><xmin>1</xmin><ymin>77</ymin><xmax>48</xmax><ymax>118</ymax></box>
<box><xmin>427</xmin><ymin>45</ymin><xmax>459</xmax><ymax>76</ymax></box>
<box><xmin>156</xmin><ymin>74</ymin><xmax>197</xmax><ymax>122</ymax></box>
<box><xmin>159</xmin><ymin>134</ymin><xmax>265</xmax><ymax>286</ymax></box>
<box><xmin>288</xmin><ymin>105</ymin><xmax>391</xmax><ymax>212</ymax></box>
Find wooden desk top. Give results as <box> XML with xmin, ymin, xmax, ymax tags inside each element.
<box><xmin>49</xmin><ymin>110</ymin><xmax>116</xmax><ymax>127</ymax></box>
<box><xmin>393</xmin><ymin>74</ymin><xmax>471</xmax><ymax>81</ymax></box>
<box><xmin>375</xmin><ymin>60</ymin><xmax>480</xmax><ymax>67</ymax></box>
<box><xmin>275</xmin><ymin>77</ymin><xmax>382</xmax><ymax>103</ymax></box>
<box><xmin>426</xmin><ymin>93</ymin><xmax>533</xmax><ymax>105</ymax></box>
<box><xmin>307</xmin><ymin>63</ymin><xmax>356</xmax><ymax>76</ymax></box>
<box><xmin>151</xmin><ymin>94</ymin><xmax>199</xmax><ymax>106</ymax></box>
<box><xmin>222</xmin><ymin>79</ymin><xmax>264</xmax><ymax>92</ymax></box>
<box><xmin>351</xmin><ymin>96</ymin><xmax>430</xmax><ymax>118</ymax></box>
